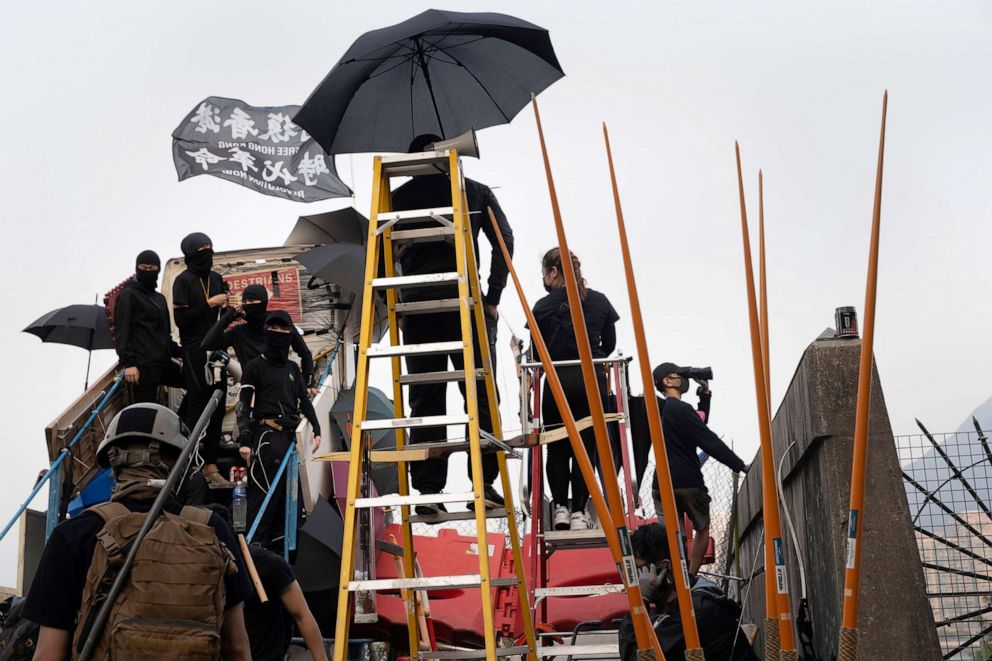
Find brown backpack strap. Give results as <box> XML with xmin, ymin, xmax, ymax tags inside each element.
<box><xmin>89</xmin><ymin>501</ymin><xmax>131</xmax><ymax>523</ymax></box>
<box><xmin>179</xmin><ymin>505</ymin><xmax>213</xmax><ymax>527</ymax></box>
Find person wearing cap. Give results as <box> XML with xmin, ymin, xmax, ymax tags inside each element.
<box><xmin>24</xmin><ymin>403</ymin><xmax>252</xmax><ymax>660</ymax></box>
<box><xmin>390</xmin><ymin>133</ymin><xmax>514</xmax><ymax>516</ymax></box>
<box><xmin>172</xmin><ymin>232</ymin><xmax>231</xmax><ymax>488</ymax></box>
<box><xmin>113</xmin><ymin>249</ymin><xmax>182</xmax><ymax>403</ymax></box>
<box><xmin>651</xmin><ymin>362</ymin><xmax>748</xmax><ymax>576</ymax></box>
<box><xmin>236</xmin><ymin>311</ymin><xmax>321</xmax><ymax>550</ymax></box>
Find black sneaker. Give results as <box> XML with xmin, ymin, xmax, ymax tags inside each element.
<box><xmin>414</xmin><ymin>493</ymin><xmax>448</xmax><ymax>517</ymax></box>
<box><xmin>467</xmin><ymin>485</ymin><xmax>505</xmax><ymax>511</ymax></box>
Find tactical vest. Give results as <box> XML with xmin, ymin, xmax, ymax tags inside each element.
<box><xmin>72</xmin><ymin>502</ymin><xmax>237</xmax><ymax>660</ymax></box>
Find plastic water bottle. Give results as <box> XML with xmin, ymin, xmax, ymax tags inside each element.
<box><xmin>233</xmin><ymin>479</ymin><xmax>247</xmax><ymax>533</ymax></box>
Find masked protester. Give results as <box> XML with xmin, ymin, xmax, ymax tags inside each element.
<box><xmin>236</xmin><ymin>311</ymin><xmax>321</xmax><ymax>551</ymax></box>
<box><xmin>24</xmin><ymin>404</ymin><xmax>252</xmax><ymax>661</ymax></box>
<box><xmin>529</xmin><ymin>247</ymin><xmax>619</xmax><ymax>532</ymax></box>
<box><xmin>202</xmin><ymin>283</ymin><xmax>315</xmax><ymax>392</ymax></box>
<box><xmin>649</xmin><ymin>362</ymin><xmax>748</xmax><ymax>576</ymax></box>
<box><xmin>113</xmin><ymin>250</ymin><xmax>182</xmax><ymax>403</ymax></box>
<box><xmin>172</xmin><ymin>232</ymin><xmax>231</xmax><ymax>488</ymax></box>
<box><xmin>619</xmin><ymin>523</ymin><xmax>758</xmax><ymax>661</ymax></box>
<box><xmin>391</xmin><ymin>134</ymin><xmax>513</xmax><ymax>516</ymax></box>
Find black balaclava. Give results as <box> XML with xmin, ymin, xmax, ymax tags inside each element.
<box><xmin>180</xmin><ymin>232</ymin><xmax>213</xmax><ymax>276</ymax></box>
<box><xmin>135</xmin><ymin>250</ymin><xmax>161</xmax><ymax>291</ymax></box>
<box><xmin>242</xmin><ymin>284</ymin><xmax>269</xmax><ymax>329</ymax></box>
<box><xmin>263</xmin><ymin>310</ymin><xmax>293</xmax><ymax>365</ymax></box>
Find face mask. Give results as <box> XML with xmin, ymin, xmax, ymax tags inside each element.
<box><xmin>543</xmin><ymin>268</ymin><xmax>557</xmax><ymax>293</ymax></box>
<box><xmin>678</xmin><ymin>376</ymin><xmax>691</xmax><ymax>395</ymax></box>
<box><xmin>264</xmin><ymin>329</ymin><xmax>292</xmax><ymax>364</ymax></box>
<box><xmin>186</xmin><ymin>249</ymin><xmax>213</xmax><ymax>275</ymax></box>
<box><xmin>135</xmin><ymin>250</ymin><xmax>161</xmax><ymax>291</ymax></box>
<box><xmin>243</xmin><ymin>302</ymin><xmax>266</xmax><ymax>324</ymax></box>
<box><xmin>135</xmin><ymin>269</ymin><xmax>159</xmax><ymax>290</ymax></box>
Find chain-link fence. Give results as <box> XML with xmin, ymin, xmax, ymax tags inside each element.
<box><xmin>897</xmin><ymin>425</ymin><xmax>992</xmax><ymax>660</ymax></box>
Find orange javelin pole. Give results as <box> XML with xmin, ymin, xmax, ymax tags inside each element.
<box><xmin>838</xmin><ymin>90</ymin><xmax>888</xmax><ymax>661</ymax></box>
<box><xmin>759</xmin><ymin>170</ymin><xmax>770</xmax><ymax>410</ymax></box>
<box><xmin>530</xmin><ymin>95</ymin><xmax>663</xmax><ymax>659</ymax></box>
<box><xmin>602</xmin><ymin>123</ymin><xmax>704</xmax><ymax>659</ymax></box>
<box><xmin>735</xmin><ymin>143</ymin><xmax>797</xmax><ymax>660</ymax></box>
<box><xmin>486</xmin><ymin>207</ymin><xmax>663</xmax><ymax>659</ymax></box>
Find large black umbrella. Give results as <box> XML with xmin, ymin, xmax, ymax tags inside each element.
<box><xmin>24</xmin><ymin>304</ymin><xmax>114</xmax><ymax>389</ymax></box>
<box><xmin>294</xmin><ymin>9</ymin><xmax>564</xmax><ymax>154</ymax></box>
<box><xmin>297</xmin><ymin>243</ymin><xmax>367</xmax><ymax>298</ymax></box>
<box><xmin>284</xmin><ymin>207</ymin><xmax>369</xmax><ymax>247</ymax></box>
<box><xmin>330</xmin><ymin>386</ymin><xmax>401</xmax><ymax>495</ymax></box>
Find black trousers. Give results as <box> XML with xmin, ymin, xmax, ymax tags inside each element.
<box><xmin>403</xmin><ymin>310</ymin><xmax>499</xmax><ymax>494</ymax></box>
<box><xmin>542</xmin><ymin>366</ymin><xmax>608</xmax><ymax>513</ymax></box>
<box><xmin>126</xmin><ymin>362</ymin><xmax>183</xmax><ymax>405</ymax></box>
<box><xmin>246</xmin><ymin>426</ymin><xmax>294</xmax><ymax>550</ymax></box>
<box><xmin>179</xmin><ymin>348</ymin><xmax>227</xmax><ymax>465</ymax></box>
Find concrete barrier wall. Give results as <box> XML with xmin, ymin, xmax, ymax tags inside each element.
<box><xmin>730</xmin><ymin>331</ymin><xmax>939</xmax><ymax>660</ymax></box>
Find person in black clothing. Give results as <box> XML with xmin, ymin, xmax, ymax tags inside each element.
<box><xmin>24</xmin><ymin>403</ymin><xmax>252</xmax><ymax>660</ymax></box>
<box><xmin>650</xmin><ymin>362</ymin><xmax>748</xmax><ymax>576</ymax></box>
<box><xmin>391</xmin><ymin>134</ymin><xmax>513</xmax><ymax>515</ymax></box>
<box><xmin>619</xmin><ymin>523</ymin><xmax>758</xmax><ymax>661</ymax></box>
<box><xmin>172</xmin><ymin>232</ymin><xmax>231</xmax><ymax>488</ymax></box>
<box><xmin>530</xmin><ymin>248</ymin><xmax>619</xmax><ymax>532</ymax></box>
<box><xmin>113</xmin><ymin>250</ymin><xmax>182</xmax><ymax>403</ymax></box>
<box><xmin>237</xmin><ymin>311</ymin><xmax>321</xmax><ymax>550</ymax></box>
<box><xmin>202</xmin><ymin>283</ymin><xmax>316</xmax><ymax>394</ymax></box>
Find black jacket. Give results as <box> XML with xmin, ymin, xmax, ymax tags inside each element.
<box><xmin>113</xmin><ymin>280</ymin><xmax>177</xmax><ymax>368</ymax></box>
<box><xmin>391</xmin><ymin>176</ymin><xmax>512</xmax><ymax>305</ymax></box>
<box><xmin>203</xmin><ymin>308</ymin><xmax>315</xmax><ymax>386</ymax></box>
<box><xmin>652</xmin><ymin>397</ymin><xmax>747</xmax><ymax>490</ymax></box>
<box><xmin>619</xmin><ymin>577</ymin><xmax>759</xmax><ymax>661</ymax></box>
<box><xmin>172</xmin><ymin>270</ymin><xmax>228</xmax><ymax>349</ymax></box>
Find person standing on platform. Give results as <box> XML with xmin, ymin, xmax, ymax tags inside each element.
<box><xmin>530</xmin><ymin>247</ymin><xmax>619</xmax><ymax>532</ymax></box>
<box><xmin>392</xmin><ymin>134</ymin><xmax>513</xmax><ymax>515</ymax></box>
<box><xmin>113</xmin><ymin>249</ymin><xmax>181</xmax><ymax>403</ymax></box>
<box><xmin>172</xmin><ymin>232</ymin><xmax>231</xmax><ymax>488</ymax></box>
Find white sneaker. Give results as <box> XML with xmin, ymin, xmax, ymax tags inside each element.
<box><xmin>553</xmin><ymin>505</ymin><xmax>570</xmax><ymax>531</ymax></box>
<box><xmin>570</xmin><ymin>511</ymin><xmax>592</xmax><ymax>531</ymax></box>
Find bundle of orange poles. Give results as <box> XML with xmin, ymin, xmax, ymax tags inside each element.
<box><xmin>734</xmin><ymin>143</ymin><xmax>797</xmax><ymax>661</ymax></box>
<box><xmin>838</xmin><ymin>90</ymin><xmax>888</xmax><ymax>661</ymax></box>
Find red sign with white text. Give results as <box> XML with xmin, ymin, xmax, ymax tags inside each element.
<box><xmin>223</xmin><ymin>267</ymin><xmax>303</xmax><ymax>323</ymax></box>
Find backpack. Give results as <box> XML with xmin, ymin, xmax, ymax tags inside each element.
<box><xmin>71</xmin><ymin>502</ymin><xmax>238</xmax><ymax>660</ymax></box>
<box><xmin>0</xmin><ymin>597</ymin><xmax>39</xmax><ymax>660</ymax></box>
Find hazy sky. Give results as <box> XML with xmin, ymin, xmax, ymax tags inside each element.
<box><xmin>1</xmin><ymin>1</ymin><xmax>990</xmax><ymax>587</ymax></box>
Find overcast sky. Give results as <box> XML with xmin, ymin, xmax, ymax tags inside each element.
<box><xmin>1</xmin><ymin>1</ymin><xmax>989</xmax><ymax>587</ymax></box>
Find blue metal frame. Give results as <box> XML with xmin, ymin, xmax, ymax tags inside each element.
<box><xmin>0</xmin><ymin>371</ymin><xmax>125</xmax><ymax>543</ymax></box>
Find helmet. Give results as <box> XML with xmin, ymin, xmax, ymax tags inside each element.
<box><xmin>97</xmin><ymin>403</ymin><xmax>189</xmax><ymax>468</ymax></box>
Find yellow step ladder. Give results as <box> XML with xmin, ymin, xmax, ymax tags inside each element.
<box><xmin>331</xmin><ymin>148</ymin><xmax>537</xmax><ymax>660</ymax></box>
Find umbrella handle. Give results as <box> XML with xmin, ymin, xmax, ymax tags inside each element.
<box><xmin>306</xmin><ymin>276</ymin><xmax>327</xmax><ymax>291</ymax></box>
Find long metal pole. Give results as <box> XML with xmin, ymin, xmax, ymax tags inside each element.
<box><xmin>838</xmin><ymin>91</ymin><xmax>888</xmax><ymax>661</ymax></box>
<box><xmin>79</xmin><ymin>388</ymin><xmax>224</xmax><ymax>661</ymax></box>
<box><xmin>0</xmin><ymin>371</ymin><xmax>125</xmax><ymax>543</ymax></box>
<box><xmin>734</xmin><ymin>143</ymin><xmax>797</xmax><ymax>659</ymax></box>
<box><xmin>602</xmin><ymin>123</ymin><xmax>704</xmax><ymax>659</ymax></box>
<box><xmin>486</xmin><ymin>207</ymin><xmax>663</xmax><ymax>658</ymax></box>
<box><xmin>529</xmin><ymin>96</ymin><xmax>662</xmax><ymax>659</ymax></box>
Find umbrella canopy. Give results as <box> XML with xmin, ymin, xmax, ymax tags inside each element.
<box><xmin>285</xmin><ymin>207</ymin><xmax>370</xmax><ymax>247</ymax></box>
<box><xmin>297</xmin><ymin>243</ymin><xmax>367</xmax><ymax>299</ymax></box>
<box><xmin>330</xmin><ymin>386</ymin><xmax>401</xmax><ymax>495</ymax></box>
<box><xmin>294</xmin><ymin>9</ymin><xmax>564</xmax><ymax>154</ymax></box>
<box><xmin>23</xmin><ymin>304</ymin><xmax>114</xmax><ymax>351</ymax></box>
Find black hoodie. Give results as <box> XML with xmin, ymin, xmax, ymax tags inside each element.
<box><xmin>172</xmin><ymin>233</ymin><xmax>228</xmax><ymax>349</ymax></box>
<box><xmin>114</xmin><ymin>279</ymin><xmax>175</xmax><ymax>368</ymax></box>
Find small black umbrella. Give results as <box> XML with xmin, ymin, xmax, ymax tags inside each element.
<box><xmin>284</xmin><ymin>207</ymin><xmax>370</xmax><ymax>247</ymax></box>
<box><xmin>330</xmin><ymin>386</ymin><xmax>401</xmax><ymax>495</ymax></box>
<box><xmin>294</xmin><ymin>9</ymin><xmax>565</xmax><ymax>154</ymax></box>
<box><xmin>297</xmin><ymin>243</ymin><xmax>367</xmax><ymax>299</ymax></box>
<box><xmin>24</xmin><ymin>304</ymin><xmax>114</xmax><ymax>389</ymax></box>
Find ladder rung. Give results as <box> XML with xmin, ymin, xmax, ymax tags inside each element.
<box><xmin>410</xmin><ymin>508</ymin><xmax>508</xmax><ymax>523</ymax></box>
<box><xmin>380</xmin><ymin>152</ymin><xmax>451</xmax><ymax>177</ymax></box>
<box><xmin>394</xmin><ymin>298</ymin><xmax>473</xmax><ymax>315</ymax></box>
<box><xmin>377</xmin><ymin>206</ymin><xmax>454</xmax><ymax>225</ymax></box>
<box><xmin>366</xmin><ymin>341</ymin><xmax>463</xmax><ymax>358</ymax></box>
<box><xmin>372</xmin><ymin>272</ymin><xmax>460</xmax><ymax>289</ymax></box>
<box><xmin>347</xmin><ymin>575</ymin><xmax>518</xmax><ymax>592</ymax></box>
<box><xmin>398</xmin><ymin>369</ymin><xmax>477</xmax><ymax>385</ymax></box>
<box><xmin>354</xmin><ymin>491</ymin><xmax>474</xmax><ymax>509</ymax></box>
<box><xmin>418</xmin><ymin>646</ymin><xmax>532</xmax><ymax>659</ymax></box>
<box><xmin>537</xmin><ymin>644</ymin><xmax>620</xmax><ymax>657</ymax></box>
<box><xmin>543</xmin><ymin>527</ymin><xmax>608</xmax><ymax>551</ymax></box>
<box><xmin>315</xmin><ymin>439</ymin><xmax>496</xmax><ymax>464</ymax></box>
<box><xmin>391</xmin><ymin>226</ymin><xmax>455</xmax><ymax>243</ymax></box>
<box><xmin>534</xmin><ymin>584</ymin><xmax>625</xmax><ymax>598</ymax></box>
<box><xmin>360</xmin><ymin>414</ymin><xmax>469</xmax><ymax>431</ymax></box>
